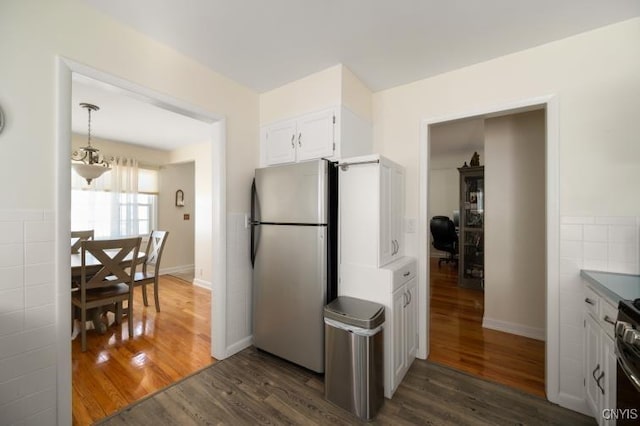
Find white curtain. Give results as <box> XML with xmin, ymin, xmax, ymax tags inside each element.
<box><xmin>109</xmin><ymin>157</ymin><xmax>139</xmax><ymax>237</ymax></box>
<box><xmin>71</xmin><ymin>157</ymin><xmax>142</xmax><ymax>238</ymax></box>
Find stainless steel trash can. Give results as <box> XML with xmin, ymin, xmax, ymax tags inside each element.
<box><xmin>324</xmin><ymin>296</ymin><xmax>385</xmax><ymax>421</ymax></box>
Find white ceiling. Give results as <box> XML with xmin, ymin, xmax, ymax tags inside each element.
<box><xmin>85</xmin><ymin>0</ymin><xmax>640</xmax><ymax>92</ymax></box>
<box><xmin>72</xmin><ymin>75</ymin><xmax>211</xmax><ymax>150</ymax></box>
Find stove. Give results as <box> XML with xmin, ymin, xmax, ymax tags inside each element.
<box><xmin>615</xmin><ymin>298</ymin><xmax>640</xmax><ymax>424</ymax></box>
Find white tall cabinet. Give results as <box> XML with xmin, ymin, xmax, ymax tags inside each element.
<box><xmin>338</xmin><ymin>154</ymin><xmax>415</xmax><ymax>398</ymax></box>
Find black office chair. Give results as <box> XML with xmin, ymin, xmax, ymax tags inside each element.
<box><xmin>430</xmin><ymin>216</ymin><xmax>458</xmax><ymax>267</ymax></box>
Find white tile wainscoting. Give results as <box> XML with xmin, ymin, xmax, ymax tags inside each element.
<box><xmin>559</xmin><ymin>215</ymin><xmax>639</xmax><ymax>408</ymax></box>
<box><xmin>0</xmin><ymin>210</ymin><xmax>57</xmax><ymax>425</ymax></box>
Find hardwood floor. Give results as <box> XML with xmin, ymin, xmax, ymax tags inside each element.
<box><xmin>72</xmin><ymin>275</ymin><xmax>214</xmax><ymax>426</ymax></box>
<box><xmin>101</xmin><ymin>347</ymin><xmax>591</xmax><ymax>425</ymax></box>
<box><xmin>428</xmin><ymin>256</ymin><xmax>546</xmax><ymax>397</ymax></box>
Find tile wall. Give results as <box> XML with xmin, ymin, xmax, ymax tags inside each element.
<box><xmin>226</xmin><ymin>213</ymin><xmax>252</xmax><ymax>348</ymax></box>
<box><xmin>559</xmin><ymin>215</ymin><xmax>640</xmax><ymax>401</ymax></box>
<box><xmin>0</xmin><ymin>210</ymin><xmax>57</xmax><ymax>425</ymax></box>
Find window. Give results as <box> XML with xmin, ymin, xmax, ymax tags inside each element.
<box><xmin>71</xmin><ymin>165</ymin><xmax>158</xmax><ymax>238</ymax></box>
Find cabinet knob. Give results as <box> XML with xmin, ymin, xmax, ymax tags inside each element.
<box><xmin>603</xmin><ymin>315</ymin><xmax>616</xmax><ymax>326</ymax></box>
<box><xmin>290</xmin><ymin>134</ymin><xmax>295</xmax><ymax>149</ymax></box>
<box><xmin>298</xmin><ymin>133</ymin><xmax>302</xmax><ymax>147</ymax></box>
<box><xmin>584</xmin><ymin>298</ymin><xmax>595</xmax><ymax>306</ymax></box>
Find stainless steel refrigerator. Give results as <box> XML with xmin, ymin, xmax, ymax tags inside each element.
<box><xmin>251</xmin><ymin>160</ymin><xmax>338</xmax><ymax>373</ymax></box>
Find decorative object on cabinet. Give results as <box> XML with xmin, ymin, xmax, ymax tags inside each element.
<box><xmin>72</xmin><ymin>103</ymin><xmax>111</xmax><ymax>185</ymax></box>
<box><xmin>470</xmin><ymin>151</ymin><xmax>480</xmax><ymax>167</ymax></box>
<box><xmin>429</xmin><ymin>216</ymin><xmax>458</xmax><ymax>267</ymax></box>
<box><xmin>338</xmin><ymin>154</ymin><xmax>405</xmax><ymax>268</ymax></box>
<box><xmin>175</xmin><ymin>189</ymin><xmax>185</xmax><ymax>207</ymax></box>
<box><xmin>261</xmin><ymin>106</ymin><xmax>372</xmax><ymax>166</ymax></box>
<box><xmin>458</xmin><ymin>165</ymin><xmax>484</xmax><ymax>290</ymax></box>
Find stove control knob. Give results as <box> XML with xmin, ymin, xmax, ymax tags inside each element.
<box><xmin>622</xmin><ymin>327</ymin><xmax>640</xmax><ymax>348</ymax></box>
<box><xmin>616</xmin><ymin>320</ymin><xmax>630</xmax><ymax>338</ymax></box>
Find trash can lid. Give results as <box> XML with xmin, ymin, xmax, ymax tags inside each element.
<box><xmin>324</xmin><ymin>296</ymin><xmax>385</xmax><ymax>329</ymax></box>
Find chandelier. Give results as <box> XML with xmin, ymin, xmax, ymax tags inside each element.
<box><xmin>72</xmin><ymin>103</ymin><xmax>111</xmax><ymax>184</ymax></box>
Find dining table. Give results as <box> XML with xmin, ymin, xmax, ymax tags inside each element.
<box><xmin>70</xmin><ymin>249</ymin><xmax>147</xmax><ymax>334</ymax></box>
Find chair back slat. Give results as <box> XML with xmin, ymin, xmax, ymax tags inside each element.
<box><xmin>71</xmin><ymin>230</ymin><xmax>94</xmax><ymax>254</ymax></box>
<box><xmin>143</xmin><ymin>231</ymin><xmax>169</xmax><ymax>275</ymax></box>
<box><xmin>80</xmin><ymin>238</ymin><xmax>142</xmax><ymax>294</ymax></box>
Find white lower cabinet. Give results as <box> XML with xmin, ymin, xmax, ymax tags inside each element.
<box><xmin>583</xmin><ymin>282</ymin><xmax>617</xmax><ymax>426</ymax></box>
<box><xmin>339</xmin><ymin>257</ymin><xmax>417</xmax><ymax>398</ymax></box>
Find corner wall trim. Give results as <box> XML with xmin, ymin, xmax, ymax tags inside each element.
<box><xmin>482</xmin><ymin>317</ymin><xmax>545</xmax><ymax>341</ymax></box>
<box><xmin>226</xmin><ymin>336</ymin><xmax>253</xmax><ymax>359</ymax></box>
<box><xmin>193</xmin><ymin>278</ymin><xmax>211</xmax><ymax>289</ymax></box>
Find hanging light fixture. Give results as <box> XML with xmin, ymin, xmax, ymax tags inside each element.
<box><xmin>72</xmin><ymin>102</ymin><xmax>111</xmax><ymax>184</ymax></box>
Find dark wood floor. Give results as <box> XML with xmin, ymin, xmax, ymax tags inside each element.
<box><xmin>72</xmin><ymin>275</ymin><xmax>214</xmax><ymax>425</ymax></box>
<box><xmin>100</xmin><ymin>346</ymin><xmax>591</xmax><ymax>426</ymax></box>
<box><xmin>428</xmin><ymin>256</ymin><xmax>546</xmax><ymax>397</ymax></box>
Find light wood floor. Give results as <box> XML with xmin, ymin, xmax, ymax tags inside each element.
<box><xmin>428</xmin><ymin>257</ymin><xmax>546</xmax><ymax>397</ymax></box>
<box><xmin>101</xmin><ymin>347</ymin><xmax>591</xmax><ymax>425</ymax></box>
<box><xmin>72</xmin><ymin>275</ymin><xmax>214</xmax><ymax>426</ymax></box>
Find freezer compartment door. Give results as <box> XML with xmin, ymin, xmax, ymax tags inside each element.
<box><xmin>253</xmin><ymin>224</ymin><xmax>327</xmax><ymax>373</ymax></box>
<box><xmin>254</xmin><ymin>160</ymin><xmax>327</xmax><ymax>224</ymax></box>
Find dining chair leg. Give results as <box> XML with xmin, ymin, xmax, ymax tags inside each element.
<box><xmin>115</xmin><ymin>302</ymin><xmax>123</xmax><ymax>325</ymax></box>
<box><xmin>127</xmin><ymin>292</ymin><xmax>134</xmax><ymax>339</ymax></box>
<box><xmin>141</xmin><ymin>285</ymin><xmax>149</xmax><ymax>307</ymax></box>
<box><xmin>80</xmin><ymin>308</ymin><xmax>87</xmax><ymax>352</ymax></box>
<box><xmin>153</xmin><ymin>279</ymin><xmax>161</xmax><ymax>312</ymax></box>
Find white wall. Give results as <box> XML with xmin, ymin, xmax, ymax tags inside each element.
<box><xmin>259</xmin><ymin>65</ymin><xmax>342</xmax><ymax>125</ymax></box>
<box><xmin>483</xmin><ymin>110</ymin><xmax>546</xmax><ymax>338</ymax></box>
<box><xmin>0</xmin><ymin>0</ymin><xmax>259</xmax><ymax>423</ymax></box>
<box><xmin>158</xmin><ymin>162</ymin><xmax>195</xmax><ymax>272</ymax></box>
<box><xmin>373</xmin><ymin>17</ymin><xmax>640</xmax><ymax>412</ymax></box>
<box><xmin>259</xmin><ymin>64</ymin><xmax>373</xmax><ymax>125</ymax></box>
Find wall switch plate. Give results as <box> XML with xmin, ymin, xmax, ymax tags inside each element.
<box><xmin>405</xmin><ymin>218</ymin><xmax>416</xmax><ymax>233</ymax></box>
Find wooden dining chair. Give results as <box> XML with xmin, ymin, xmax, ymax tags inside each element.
<box><xmin>71</xmin><ymin>237</ymin><xmax>142</xmax><ymax>352</ymax></box>
<box><xmin>134</xmin><ymin>230</ymin><xmax>169</xmax><ymax>312</ymax></box>
<box><xmin>71</xmin><ymin>230</ymin><xmax>94</xmax><ymax>254</ymax></box>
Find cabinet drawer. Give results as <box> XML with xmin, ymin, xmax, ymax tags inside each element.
<box><xmin>584</xmin><ymin>286</ymin><xmax>599</xmax><ymax>318</ymax></box>
<box><xmin>392</xmin><ymin>261</ymin><xmax>416</xmax><ymax>289</ymax></box>
<box><xmin>600</xmin><ymin>300</ymin><xmax>617</xmax><ymax>340</ymax></box>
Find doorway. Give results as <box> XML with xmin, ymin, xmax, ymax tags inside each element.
<box><xmin>427</xmin><ymin>111</ymin><xmax>546</xmax><ymax>396</ymax></box>
<box><xmin>55</xmin><ymin>58</ymin><xmax>228</xmax><ymax>424</ymax></box>
<box><xmin>418</xmin><ymin>96</ymin><xmax>560</xmax><ymax>403</ymax></box>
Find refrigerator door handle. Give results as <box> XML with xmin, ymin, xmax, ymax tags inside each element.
<box><xmin>250</xmin><ymin>178</ymin><xmax>258</xmax><ymax>267</ymax></box>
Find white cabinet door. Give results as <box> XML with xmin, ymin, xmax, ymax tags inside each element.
<box><xmin>264</xmin><ymin>119</ymin><xmax>297</xmax><ymax>165</ymax></box>
<box><xmin>296</xmin><ymin>109</ymin><xmax>335</xmax><ymax>161</ymax></box>
<box><xmin>584</xmin><ymin>314</ymin><xmax>600</xmax><ymax>418</ymax></box>
<box><xmin>405</xmin><ymin>278</ymin><xmax>418</xmax><ymax>360</ymax></box>
<box><xmin>391</xmin><ymin>165</ymin><xmax>405</xmax><ymax>259</ymax></box>
<box><xmin>392</xmin><ymin>285</ymin><xmax>406</xmax><ymax>390</ymax></box>
<box><xmin>602</xmin><ymin>335</ymin><xmax>617</xmax><ymax>425</ymax></box>
<box><xmin>379</xmin><ymin>161</ymin><xmax>393</xmax><ymax>266</ymax></box>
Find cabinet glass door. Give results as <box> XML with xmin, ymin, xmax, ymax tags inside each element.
<box><xmin>458</xmin><ymin>166</ymin><xmax>484</xmax><ymax>289</ymax></box>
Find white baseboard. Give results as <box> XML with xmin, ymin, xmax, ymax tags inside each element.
<box><xmin>193</xmin><ymin>278</ymin><xmax>211</xmax><ymax>289</ymax></box>
<box><xmin>225</xmin><ymin>336</ymin><xmax>252</xmax><ymax>359</ymax></box>
<box><xmin>482</xmin><ymin>317</ymin><xmax>545</xmax><ymax>341</ymax></box>
<box><xmin>159</xmin><ymin>264</ymin><xmax>194</xmax><ymax>276</ymax></box>
<box><xmin>556</xmin><ymin>392</ymin><xmax>591</xmax><ymax>417</ymax></box>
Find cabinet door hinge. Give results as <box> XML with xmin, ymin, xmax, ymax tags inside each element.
<box><xmin>332</xmin><ymin>142</ymin><xmax>336</xmax><ymax>151</ymax></box>
<box><xmin>583</xmin><ymin>378</ymin><xmax>586</xmax><ymax>387</ymax></box>
<box><xmin>332</xmin><ymin>115</ymin><xmax>336</xmax><ymax>124</ymax></box>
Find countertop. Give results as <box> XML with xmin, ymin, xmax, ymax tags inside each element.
<box><xmin>580</xmin><ymin>269</ymin><xmax>640</xmax><ymax>304</ymax></box>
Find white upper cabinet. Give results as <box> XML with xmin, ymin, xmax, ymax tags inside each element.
<box><xmin>261</xmin><ymin>106</ymin><xmax>372</xmax><ymax>166</ymax></box>
<box><xmin>263</xmin><ymin>118</ymin><xmax>297</xmax><ymax>165</ymax></box>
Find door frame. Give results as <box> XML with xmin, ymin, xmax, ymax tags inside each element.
<box><xmin>55</xmin><ymin>57</ymin><xmax>227</xmax><ymax>423</ymax></box>
<box><xmin>417</xmin><ymin>95</ymin><xmax>560</xmax><ymax>403</ymax></box>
